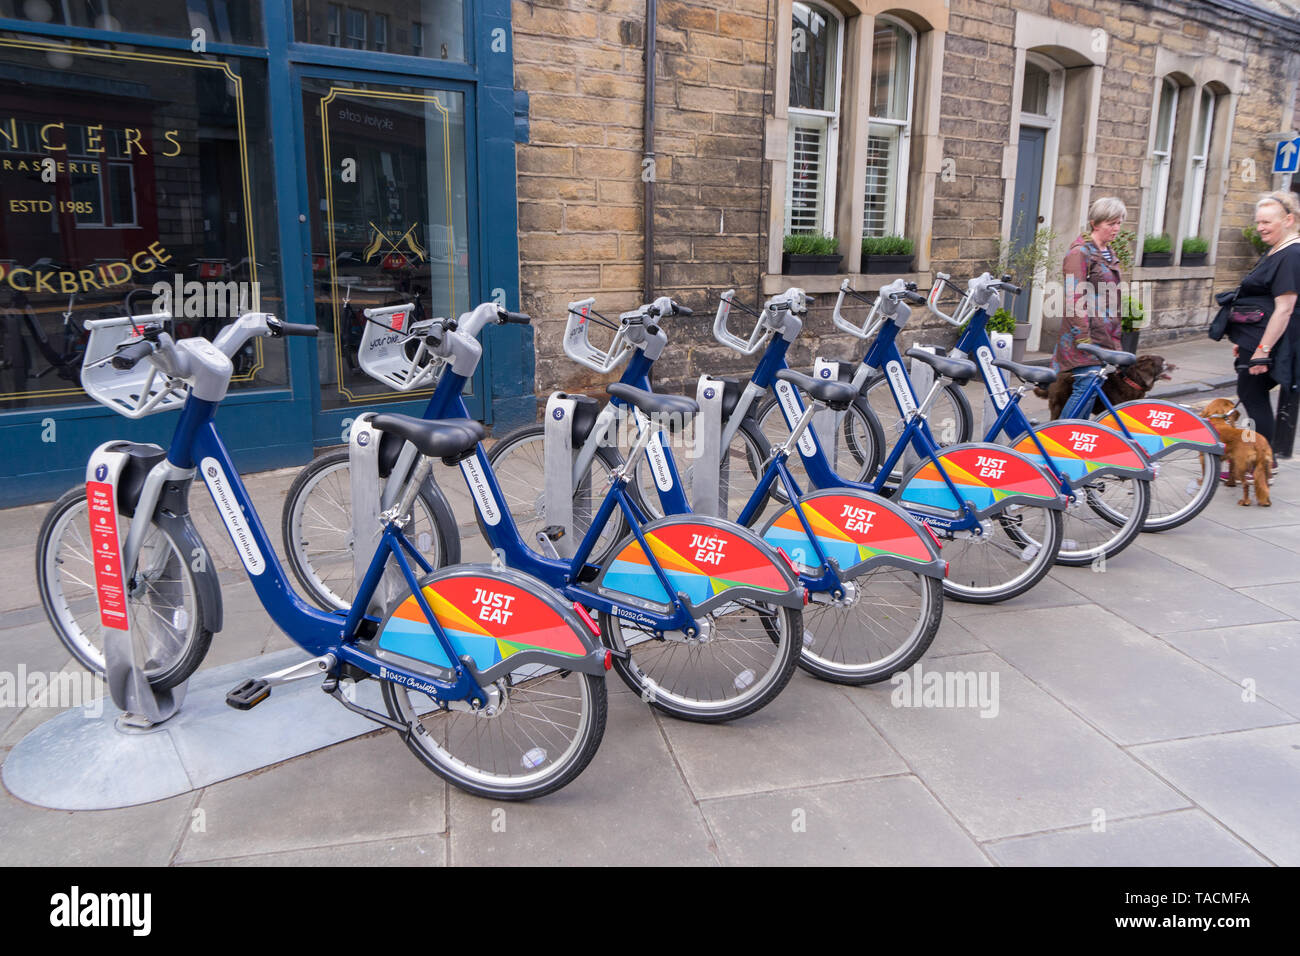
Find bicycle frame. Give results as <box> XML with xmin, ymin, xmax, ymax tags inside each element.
<box><xmin>129</xmin><ymin>392</ymin><xmax>497</xmax><ymax>707</ymax></box>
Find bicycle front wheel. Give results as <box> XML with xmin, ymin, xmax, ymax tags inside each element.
<box><xmin>37</xmin><ymin>485</ymin><xmax>211</xmax><ymax>689</ymax></box>
<box><xmin>600</xmin><ymin>602</ymin><xmax>801</xmax><ymax>722</ymax></box>
<box><xmin>382</xmin><ymin>665</ymin><xmax>607</xmax><ymax>801</ymax></box>
<box><xmin>863</xmin><ymin>373</ymin><xmax>972</xmax><ymax>482</ymax></box>
<box><xmin>938</xmin><ymin>504</ymin><xmax>1063</xmax><ymax>603</ymax></box>
<box><xmin>755</xmin><ymin>394</ymin><xmax>886</xmax><ymax>501</ymax></box>
<box><xmin>635</xmin><ymin>417</ymin><xmax>773</xmax><ymax>526</ymax></box>
<box><xmin>282</xmin><ymin>449</ymin><xmax>456</xmax><ymax>611</ymax></box>
<box><xmin>799</xmin><ymin>568</ymin><xmax>943</xmax><ymax>684</ymax></box>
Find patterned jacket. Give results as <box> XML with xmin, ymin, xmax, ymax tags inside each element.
<box><xmin>1052</xmin><ymin>235</ymin><xmax>1122</xmax><ymax>372</ymax></box>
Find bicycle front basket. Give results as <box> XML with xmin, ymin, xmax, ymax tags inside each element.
<box><xmin>81</xmin><ymin>315</ymin><xmax>189</xmax><ymax>418</ymax></box>
<box><xmin>357</xmin><ymin>309</ymin><xmax>444</xmax><ymax>392</ymax></box>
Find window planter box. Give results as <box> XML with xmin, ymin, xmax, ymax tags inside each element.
<box><xmin>783</xmin><ymin>253</ymin><xmax>843</xmax><ymax>275</ymax></box>
<box><xmin>1180</xmin><ymin>252</ymin><xmax>1208</xmax><ymax>267</ymax></box>
<box><xmin>1141</xmin><ymin>252</ymin><xmax>1173</xmax><ymax>267</ymax></box>
<box><xmin>861</xmin><ymin>254</ymin><xmax>915</xmax><ymax>274</ymax></box>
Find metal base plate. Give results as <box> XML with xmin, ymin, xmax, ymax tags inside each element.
<box><xmin>2</xmin><ymin>649</ymin><xmax>387</xmax><ymax>811</ymax></box>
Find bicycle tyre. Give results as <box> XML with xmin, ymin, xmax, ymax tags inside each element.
<box><xmin>754</xmin><ymin>394</ymin><xmax>886</xmax><ymax>501</ymax></box>
<box><xmin>282</xmin><ymin>449</ymin><xmax>457</xmax><ymax>611</ymax></box>
<box><xmin>938</xmin><ymin>505</ymin><xmax>1064</xmax><ymax>604</ymax></box>
<box><xmin>37</xmin><ymin>485</ymin><xmax>211</xmax><ymax>690</ymax></box>
<box><xmin>1140</xmin><ymin>449</ymin><xmax>1222</xmax><ymax>532</ymax></box>
<box><xmin>381</xmin><ymin>667</ymin><xmax>607</xmax><ymax>801</ymax></box>
<box><xmin>486</xmin><ymin>423</ymin><xmax>631</xmax><ymax>566</ymax></box>
<box><xmin>599</xmin><ymin>603</ymin><xmax>802</xmax><ymax>723</ymax></box>
<box><xmin>1054</xmin><ymin>473</ymin><xmax>1151</xmax><ymax>566</ymax></box>
<box><xmin>862</xmin><ymin>372</ymin><xmax>973</xmax><ymax>481</ymax></box>
<box><xmin>798</xmin><ymin>568</ymin><xmax>942</xmax><ymax>684</ymax></box>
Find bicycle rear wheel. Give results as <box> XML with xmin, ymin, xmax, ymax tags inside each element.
<box><xmin>1140</xmin><ymin>449</ymin><xmax>1221</xmax><ymax>531</ymax></box>
<box><xmin>938</xmin><ymin>504</ymin><xmax>1063</xmax><ymax>603</ymax></box>
<box><xmin>1055</xmin><ymin>474</ymin><xmax>1151</xmax><ymax>566</ymax></box>
<box><xmin>382</xmin><ymin>664</ymin><xmax>607</xmax><ymax>801</ymax></box>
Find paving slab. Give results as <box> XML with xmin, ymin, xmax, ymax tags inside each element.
<box><xmin>1161</xmin><ymin>621</ymin><xmax>1300</xmax><ymax>720</ymax></box>
<box><xmin>944</xmin><ymin>573</ymin><xmax>1089</xmax><ymax>623</ymax></box>
<box><xmin>702</xmin><ymin>775</ymin><xmax>990</xmax><ymax>866</ymax></box>
<box><xmin>1241</xmin><ymin>522</ymin><xmax>1300</xmax><ymax>556</ymax></box>
<box><xmin>656</xmin><ymin>671</ymin><xmax>907</xmax><ymax>800</ymax></box>
<box><xmin>187</xmin><ymin>834</ymin><xmax>447</xmax><ymax>866</ymax></box>
<box><xmin>925</xmin><ymin>616</ymin><xmax>989</xmax><ymax>659</ymax></box>
<box><xmin>850</xmin><ymin>652</ymin><xmax>1190</xmax><ymax>841</ymax></box>
<box><xmin>1059</xmin><ymin>544</ymin><xmax>1286</xmax><ymax>635</ymax></box>
<box><xmin>959</xmin><ymin>605</ymin><xmax>1292</xmax><ymax>744</ymax></box>
<box><xmin>0</xmin><ymin>784</ymin><xmax>193</xmax><ymax>866</ymax></box>
<box><xmin>445</xmin><ymin>692</ymin><xmax>717</xmax><ymax>866</ymax></box>
<box><xmin>1131</xmin><ymin>724</ymin><xmax>1300</xmax><ymax>866</ymax></box>
<box><xmin>1236</xmin><ymin>582</ymin><xmax>1300</xmax><ymax>620</ymax></box>
<box><xmin>985</xmin><ymin>809</ymin><xmax>1268</xmax><ymax>866</ymax></box>
<box><xmin>175</xmin><ymin>731</ymin><xmax>446</xmax><ymax>863</ymax></box>
<box><xmin>1131</xmin><ymin>520</ymin><xmax>1300</xmax><ymax>588</ymax></box>
<box><xmin>1202</xmin><ymin>497</ymin><xmax>1300</xmax><ymax>530</ymax></box>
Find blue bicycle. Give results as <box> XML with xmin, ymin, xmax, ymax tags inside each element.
<box><xmin>283</xmin><ymin>302</ymin><xmax>806</xmax><ymax>722</ymax></box>
<box><xmin>37</xmin><ymin>310</ymin><xmax>612</xmax><ymax>800</ymax></box>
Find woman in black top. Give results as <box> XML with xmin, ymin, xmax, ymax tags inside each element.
<box><xmin>1227</xmin><ymin>191</ymin><xmax>1300</xmax><ymax>444</ymax></box>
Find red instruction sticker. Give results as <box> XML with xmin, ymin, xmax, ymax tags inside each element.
<box><xmin>86</xmin><ymin>480</ymin><xmax>129</xmax><ymax>630</ymax></box>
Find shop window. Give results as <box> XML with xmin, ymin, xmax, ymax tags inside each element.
<box><xmin>1145</xmin><ymin>77</ymin><xmax>1180</xmax><ymax>238</ymax></box>
<box><xmin>863</xmin><ymin>16</ymin><xmax>915</xmax><ymax>238</ymax></box>
<box><xmin>0</xmin><ymin>0</ymin><xmax>262</xmax><ymax>44</ymax></box>
<box><xmin>785</xmin><ymin>1</ymin><xmax>842</xmax><ymax>235</ymax></box>
<box><xmin>0</xmin><ymin>38</ymin><xmax>286</xmax><ymax>410</ymax></box>
<box><xmin>295</xmin><ymin>1</ymin><xmax>466</xmax><ymax>63</ymax></box>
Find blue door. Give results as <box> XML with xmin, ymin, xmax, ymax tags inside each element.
<box><xmin>1010</xmin><ymin>126</ymin><xmax>1046</xmax><ymax>326</ymax></box>
<box><xmin>290</xmin><ymin>66</ymin><xmax>486</xmax><ymax>444</ymax></box>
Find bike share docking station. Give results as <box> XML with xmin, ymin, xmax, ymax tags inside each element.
<box><xmin>2</xmin><ymin>408</ymin><xmax>406</xmax><ymax>812</ymax></box>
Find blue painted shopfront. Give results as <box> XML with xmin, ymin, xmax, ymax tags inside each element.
<box><xmin>0</xmin><ymin>0</ymin><xmax>531</xmax><ymax>505</ymax></box>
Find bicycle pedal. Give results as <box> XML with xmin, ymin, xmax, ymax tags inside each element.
<box><xmin>541</xmin><ymin>525</ymin><xmax>566</xmax><ymax>541</ymax></box>
<box><xmin>226</xmin><ymin>678</ymin><xmax>271</xmax><ymax>710</ymax></box>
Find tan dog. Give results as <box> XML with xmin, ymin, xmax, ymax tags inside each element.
<box><xmin>1202</xmin><ymin>397</ymin><xmax>1272</xmax><ymax>507</ymax></box>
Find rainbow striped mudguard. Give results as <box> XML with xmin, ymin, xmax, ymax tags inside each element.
<box><xmin>1011</xmin><ymin>419</ymin><xmax>1154</xmax><ymax>483</ymax></box>
<box><xmin>1097</xmin><ymin>400</ymin><xmax>1224</xmax><ymax>461</ymax></box>
<box><xmin>897</xmin><ymin>443</ymin><xmax>1066</xmax><ymax>518</ymax></box>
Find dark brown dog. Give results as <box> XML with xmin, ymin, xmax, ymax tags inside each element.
<box><xmin>1034</xmin><ymin>355</ymin><xmax>1175</xmax><ymax>419</ymax></box>
<box><xmin>1203</xmin><ymin>397</ymin><xmax>1272</xmax><ymax>507</ymax></box>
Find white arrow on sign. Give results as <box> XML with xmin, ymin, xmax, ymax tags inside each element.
<box><xmin>1276</xmin><ymin>137</ymin><xmax>1300</xmax><ymax>173</ymax></box>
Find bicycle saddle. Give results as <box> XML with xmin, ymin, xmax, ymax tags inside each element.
<box><xmin>992</xmin><ymin>357</ymin><xmax>1057</xmax><ymax>386</ymax></box>
<box><xmin>369</xmin><ymin>415</ymin><xmax>485</xmax><ymax>463</ymax></box>
<box><xmin>904</xmin><ymin>348</ymin><xmax>977</xmax><ymax>385</ymax></box>
<box><xmin>775</xmin><ymin>369</ymin><xmax>856</xmax><ymax>410</ymax></box>
<box><xmin>1078</xmin><ymin>343</ymin><xmax>1137</xmax><ymax>367</ymax></box>
<box><xmin>607</xmin><ymin>383</ymin><xmax>699</xmax><ymax>416</ymax></box>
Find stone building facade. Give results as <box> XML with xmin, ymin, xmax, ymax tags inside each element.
<box><xmin>512</xmin><ymin>0</ymin><xmax>1300</xmax><ymax>397</ymax></box>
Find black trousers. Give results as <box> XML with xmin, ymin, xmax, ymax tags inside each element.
<box><xmin>1237</xmin><ymin>366</ymin><xmax>1278</xmax><ymax>443</ymax></box>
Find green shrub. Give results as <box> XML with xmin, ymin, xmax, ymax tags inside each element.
<box><xmin>861</xmin><ymin>235</ymin><xmax>914</xmax><ymax>256</ymax></box>
<box><xmin>1143</xmin><ymin>233</ymin><xmax>1172</xmax><ymax>254</ymax></box>
<box><xmin>1110</xmin><ymin>229</ymin><xmax>1136</xmax><ymax>269</ymax></box>
<box><xmin>1243</xmin><ymin>225</ymin><xmax>1269</xmax><ymax>254</ymax></box>
<box><xmin>1181</xmin><ymin>236</ymin><xmax>1209</xmax><ymax>254</ymax></box>
<box><xmin>986</xmin><ymin>307</ymin><xmax>1017</xmax><ymax>334</ymax></box>
<box><xmin>783</xmin><ymin>233</ymin><xmax>839</xmax><ymax>255</ymax></box>
<box><xmin>1121</xmin><ymin>292</ymin><xmax>1145</xmax><ymax>333</ymax></box>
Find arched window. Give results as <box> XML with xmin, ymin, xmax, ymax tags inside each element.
<box><xmin>1145</xmin><ymin>77</ymin><xmax>1180</xmax><ymax>238</ymax></box>
<box><xmin>785</xmin><ymin>1</ymin><xmax>842</xmax><ymax>235</ymax></box>
<box><xmin>862</xmin><ymin>16</ymin><xmax>916</xmax><ymax>238</ymax></box>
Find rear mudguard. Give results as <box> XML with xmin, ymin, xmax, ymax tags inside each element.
<box><xmin>1009</xmin><ymin>419</ymin><xmax>1154</xmax><ymax>484</ymax></box>
<box><xmin>1097</xmin><ymin>400</ymin><xmax>1225</xmax><ymax>461</ymax></box>
<box><xmin>595</xmin><ymin>515</ymin><xmax>803</xmax><ymax>614</ymax></box>
<box><xmin>375</xmin><ymin>565</ymin><xmax>609</xmax><ymax>682</ymax></box>
<box><xmin>760</xmin><ymin>489</ymin><xmax>946</xmax><ymax>579</ymax></box>
<box><xmin>896</xmin><ymin>442</ymin><xmax>1066</xmax><ymax>519</ymax></box>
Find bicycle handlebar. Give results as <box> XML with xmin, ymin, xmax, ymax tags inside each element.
<box><xmin>110</xmin><ymin>338</ymin><xmax>156</xmax><ymax>370</ymax></box>
<box><xmin>498</xmin><ymin>309</ymin><xmax>531</xmax><ymax>324</ymax></box>
<box><xmin>266</xmin><ymin>317</ymin><xmax>318</xmax><ymax>338</ymax></box>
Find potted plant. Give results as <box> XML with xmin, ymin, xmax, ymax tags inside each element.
<box><xmin>988</xmin><ymin>307</ymin><xmax>1031</xmax><ymax>362</ymax></box>
<box><xmin>1181</xmin><ymin>236</ymin><xmax>1209</xmax><ymax>266</ymax></box>
<box><xmin>1141</xmin><ymin>233</ymin><xmax>1173</xmax><ymax>267</ymax></box>
<box><xmin>782</xmin><ymin>233</ymin><xmax>842</xmax><ymax>275</ymax></box>
<box><xmin>1111</xmin><ymin>229</ymin><xmax>1136</xmax><ymax>270</ymax></box>
<box><xmin>860</xmin><ymin>234</ymin><xmax>915</xmax><ymax>274</ymax></box>
<box><xmin>1243</xmin><ymin>224</ymin><xmax>1269</xmax><ymax>255</ymax></box>
<box><xmin>1120</xmin><ymin>291</ymin><xmax>1145</xmax><ymax>353</ymax></box>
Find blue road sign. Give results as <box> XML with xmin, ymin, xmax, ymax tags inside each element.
<box><xmin>1275</xmin><ymin>137</ymin><xmax>1300</xmax><ymax>174</ymax></box>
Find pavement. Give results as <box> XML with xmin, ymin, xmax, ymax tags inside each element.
<box><xmin>3</xmin><ymin>334</ymin><xmax>1299</xmax><ymax>866</ymax></box>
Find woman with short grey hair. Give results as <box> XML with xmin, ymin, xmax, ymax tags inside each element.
<box><xmin>1051</xmin><ymin>197</ymin><xmax>1128</xmax><ymax>414</ymax></box>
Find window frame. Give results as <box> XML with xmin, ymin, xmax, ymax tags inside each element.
<box><xmin>862</xmin><ymin>14</ymin><xmax>917</xmax><ymax>239</ymax></box>
<box><xmin>784</xmin><ymin>0</ymin><xmax>845</xmax><ymax>237</ymax></box>
<box><xmin>1145</xmin><ymin>76</ymin><xmax>1181</xmax><ymax>240</ymax></box>
<box><xmin>1184</xmin><ymin>87</ymin><xmax>1216</xmax><ymax>242</ymax></box>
